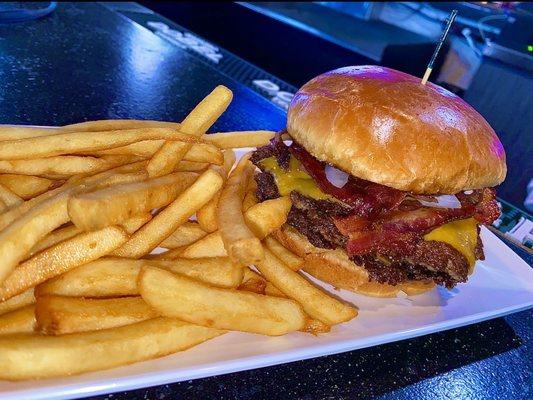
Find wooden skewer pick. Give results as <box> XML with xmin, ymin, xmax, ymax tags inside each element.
<box><xmin>421</xmin><ymin>9</ymin><xmax>458</xmax><ymax>85</ymax></box>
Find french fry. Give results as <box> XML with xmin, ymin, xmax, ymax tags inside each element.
<box><xmin>217</xmin><ymin>155</ymin><xmax>263</xmax><ymax>265</ymax></box>
<box><xmin>35</xmin><ymin>296</ymin><xmax>157</xmax><ymax>335</ymax></box>
<box><xmin>146</xmin><ymin>247</ymin><xmax>186</xmax><ymax>260</ymax></box>
<box><xmin>264</xmin><ymin>236</ymin><xmax>304</xmax><ymax>271</ymax></box>
<box><xmin>113</xmin><ymin>169</ymin><xmax>223</xmax><ymax>258</ymax></box>
<box><xmin>0</xmin><ymin>127</ymin><xmax>203</xmax><ymax>160</ymax></box>
<box><xmin>242</xmin><ymin>179</ymin><xmax>258</xmax><ymax>212</ymax></box>
<box><xmin>0</xmin><ymin>174</ymin><xmax>57</xmax><ymax>200</ymax></box>
<box><xmin>0</xmin><ymin>198</ymin><xmax>6</xmax><ymax>213</ymax></box>
<box><xmin>29</xmin><ymin>214</ymin><xmax>150</xmax><ymax>258</ymax></box>
<box><xmin>0</xmin><ymin>318</ymin><xmax>223</xmax><ymax>380</ymax></box>
<box><xmin>0</xmin><ymin>126</ymin><xmax>60</xmax><ymax>140</ymax></box>
<box><xmin>0</xmin><ymin>289</ymin><xmax>35</xmax><ymax>316</ymax></box>
<box><xmin>180</xmin><ymin>232</ymin><xmax>227</xmax><ymax>258</ymax></box>
<box><xmin>0</xmin><ymin>226</ymin><xmax>128</xmax><ymax>301</ymax></box>
<box><xmin>0</xmin><ymin>155</ymin><xmax>135</xmax><ymax>177</ymax></box>
<box><xmin>35</xmin><ymin>257</ymin><xmax>243</xmax><ymax>298</ymax></box>
<box><xmin>238</xmin><ymin>268</ymin><xmax>266</xmax><ymax>294</ymax></box>
<box><xmin>140</xmin><ymin>266</ymin><xmax>306</xmax><ymax>336</ymax></box>
<box><xmin>206</xmin><ymin>131</ymin><xmax>277</xmax><ymax>148</ymax></box>
<box><xmin>0</xmin><ymin>305</ymin><xmax>35</xmax><ymax>335</ymax></box>
<box><xmin>147</xmin><ymin>86</ymin><xmax>233</xmax><ymax>177</ymax></box>
<box><xmin>0</xmin><ymin>190</ymin><xmax>70</xmax><ymax>285</ymax></box>
<box><xmin>96</xmin><ymin>141</ymin><xmax>223</xmax><ymax>164</ymax></box>
<box><xmin>62</xmin><ymin>119</ymin><xmax>181</xmax><ymax>132</ymax></box>
<box><xmin>256</xmin><ymin>249</ymin><xmax>357</xmax><ymax>325</ymax></box>
<box><xmin>28</xmin><ymin>225</ymin><xmax>81</xmax><ymax>257</ymax></box>
<box><xmin>244</xmin><ymin>197</ymin><xmax>292</xmax><ymax>239</ymax></box>
<box><xmin>69</xmin><ymin>172</ymin><xmax>197</xmax><ymax>230</ymax></box>
<box><xmin>173</xmin><ymin>161</ymin><xmax>209</xmax><ymax>172</ymax></box>
<box><xmin>159</xmin><ymin>221</ymin><xmax>207</xmax><ymax>249</ymax></box>
<box><xmin>0</xmin><ymin>183</ymin><xmax>23</xmax><ymax>208</ymax></box>
<box><xmin>197</xmin><ymin>150</ymin><xmax>236</xmax><ymax>232</ymax></box>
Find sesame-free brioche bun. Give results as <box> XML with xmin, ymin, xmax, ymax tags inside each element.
<box><xmin>274</xmin><ymin>226</ymin><xmax>435</xmax><ymax>298</ymax></box>
<box><xmin>287</xmin><ymin>66</ymin><xmax>506</xmax><ymax>194</ymax></box>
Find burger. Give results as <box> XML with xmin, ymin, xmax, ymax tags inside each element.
<box><xmin>250</xmin><ymin>66</ymin><xmax>506</xmax><ymax>297</ymax></box>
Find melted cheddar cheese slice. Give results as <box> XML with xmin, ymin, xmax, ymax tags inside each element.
<box><xmin>424</xmin><ymin>217</ymin><xmax>478</xmax><ymax>267</ymax></box>
<box><xmin>259</xmin><ymin>156</ymin><xmax>330</xmax><ymax>200</ymax></box>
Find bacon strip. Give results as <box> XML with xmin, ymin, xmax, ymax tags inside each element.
<box><xmin>289</xmin><ymin>142</ymin><xmax>406</xmax><ymax>217</ymax></box>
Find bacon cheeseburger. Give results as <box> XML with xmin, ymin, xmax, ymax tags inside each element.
<box><xmin>251</xmin><ymin>66</ymin><xmax>507</xmax><ymax>297</ymax></box>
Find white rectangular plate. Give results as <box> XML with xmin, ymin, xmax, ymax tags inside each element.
<box><xmin>0</xmin><ymin>146</ymin><xmax>532</xmax><ymax>400</ymax></box>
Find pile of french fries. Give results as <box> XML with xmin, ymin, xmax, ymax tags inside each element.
<box><xmin>0</xmin><ymin>85</ymin><xmax>357</xmax><ymax>381</ymax></box>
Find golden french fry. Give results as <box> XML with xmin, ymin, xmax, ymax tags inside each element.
<box><xmin>146</xmin><ymin>247</ymin><xmax>186</xmax><ymax>260</ymax></box>
<box><xmin>78</xmin><ymin>171</ymin><xmax>148</xmax><ymax>193</ymax></box>
<box><xmin>62</xmin><ymin>119</ymin><xmax>181</xmax><ymax>132</ymax></box>
<box><xmin>29</xmin><ymin>215</ymin><xmax>150</xmax><ymax>258</ymax></box>
<box><xmin>0</xmin><ymin>190</ymin><xmax>70</xmax><ymax>285</ymax></box>
<box><xmin>0</xmin><ymin>183</ymin><xmax>23</xmax><ymax>208</ymax></box>
<box><xmin>0</xmin><ymin>305</ymin><xmax>35</xmax><ymax>335</ymax></box>
<box><xmin>0</xmin><ymin>128</ymin><xmax>203</xmax><ymax>160</ymax></box>
<box><xmin>264</xmin><ymin>236</ymin><xmax>304</xmax><ymax>271</ymax></box>
<box><xmin>197</xmin><ymin>150</ymin><xmax>236</xmax><ymax>232</ymax></box>
<box><xmin>35</xmin><ymin>257</ymin><xmax>243</xmax><ymax>298</ymax></box>
<box><xmin>0</xmin><ymin>126</ymin><xmax>60</xmax><ymax>140</ymax></box>
<box><xmin>244</xmin><ymin>197</ymin><xmax>291</xmax><ymax>239</ymax></box>
<box><xmin>0</xmin><ymin>174</ymin><xmax>58</xmax><ymax>200</ymax></box>
<box><xmin>0</xmin><ymin>318</ymin><xmax>223</xmax><ymax>380</ymax></box>
<box><xmin>147</xmin><ymin>86</ymin><xmax>233</xmax><ymax>177</ymax></box>
<box><xmin>120</xmin><ymin>214</ymin><xmax>153</xmax><ymax>234</ymax></box>
<box><xmin>0</xmin><ymin>226</ymin><xmax>128</xmax><ymax>301</ymax></box>
<box><xmin>256</xmin><ymin>249</ymin><xmax>358</xmax><ymax>325</ymax></box>
<box><xmin>159</xmin><ymin>221</ymin><xmax>207</xmax><ymax>249</ymax></box>
<box><xmin>35</xmin><ymin>296</ymin><xmax>157</xmax><ymax>335</ymax></box>
<box><xmin>0</xmin><ymin>289</ymin><xmax>35</xmax><ymax>316</ymax></box>
<box><xmin>0</xmin><ymin>198</ymin><xmax>7</xmax><ymax>213</ymax></box>
<box><xmin>95</xmin><ymin>141</ymin><xmax>223</xmax><ymax>164</ymax></box>
<box><xmin>69</xmin><ymin>172</ymin><xmax>197</xmax><ymax>231</ymax></box>
<box><xmin>242</xmin><ymin>180</ymin><xmax>258</xmax><ymax>212</ymax></box>
<box><xmin>0</xmin><ymin>155</ymin><xmax>136</xmax><ymax>177</ymax></box>
<box><xmin>140</xmin><ymin>266</ymin><xmax>305</xmax><ymax>336</ymax></box>
<box><xmin>173</xmin><ymin>161</ymin><xmax>210</xmax><ymax>172</ymax></box>
<box><xmin>28</xmin><ymin>225</ymin><xmax>81</xmax><ymax>257</ymax></box>
<box><xmin>217</xmin><ymin>155</ymin><xmax>263</xmax><ymax>265</ymax></box>
<box><xmin>238</xmin><ymin>268</ymin><xmax>266</xmax><ymax>294</ymax></box>
<box><xmin>180</xmin><ymin>232</ymin><xmax>227</xmax><ymax>258</ymax></box>
<box><xmin>205</xmin><ymin>131</ymin><xmax>277</xmax><ymax>148</ymax></box>
<box><xmin>113</xmin><ymin>169</ymin><xmax>223</xmax><ymax>258</ymax></box>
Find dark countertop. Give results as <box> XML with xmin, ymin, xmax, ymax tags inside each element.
<box><xmin>0</xmin><ymin>3</ymin><xmax>531</xmax><ymax>399</ymax></box>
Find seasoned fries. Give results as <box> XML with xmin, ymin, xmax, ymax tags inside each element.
<box><xmin>69</xmin><ymin>172</ymin><xmax>197</xmax><ymax>230</ymax></box>
<box><xmin>140</xmin><ymin>266</ymin><xmax>306</xmax><ymax>336</ymax></box>
<box><xmin>0</xmin><ymin>91</ymin><xmax>362</xmax><ymax>381</ymax></box>
<box><xmin>0</xmin><ymin>318</ymin><xmax>222</xmax><ymax>380</ymax></box>
<box><xmin>217</xmin><ymin>155</ymin><xmax>263</xmax><ymax>265</ymax></box>
<box><xmin>35</xmin><ymin>296</ymin><xmax>158</xmax><ymax>335</ymax></box>
<box><xmin>147</xmin><ymin>86</ymin><xmax>232</xmax><ymax>177</ymax></box>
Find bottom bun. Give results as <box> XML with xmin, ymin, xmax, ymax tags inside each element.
<box><xmin>274</xmin><ymin>226</ymin><xmax>435</xmax><ymax>298</ymax></box>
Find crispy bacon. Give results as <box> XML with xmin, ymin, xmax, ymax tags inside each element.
<box><xmin>289</xmin><ymin>142</ymin><xmax>406</xmax><ymax>217</ymax></box>
<box><xmin>456</xmin><ymin>188</ymin><xmax>500</xmax><ymax>224</ymax></box>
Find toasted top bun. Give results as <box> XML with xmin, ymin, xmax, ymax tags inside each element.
<box><xmin>287</xmin><ymin>66</ymin><xmax>507</xmax><ymax>194</ymax></box>
<box><xmin>274</xmin><ymin>226</ymin><xmax>435</xmax><ymax>298</ymax></box>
